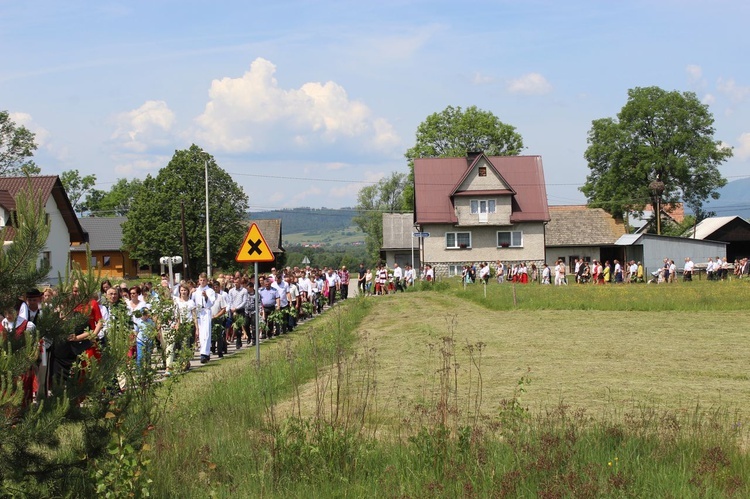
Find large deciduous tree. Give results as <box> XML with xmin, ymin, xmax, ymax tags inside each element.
<box><xmin>581</xmin><ymin>86</ymin><xmax>733</xmax><ymax>227</ymax></box>
<box><xmin>60</xmin><ymin>169</ymin><xmax>96</xmax><ymax>215</ymax></box>
<box><xmin>122</xmin><ymin>145</ymin><xmax>248</xmax><ymax>276</ymax></box>
<box><xmin>0</xmin><ymin>183</ymin><xmax>160</xmax><ymax>496</ymax></box>
<box><xmin>85</xmin><ymin>178</ymin><xmax>143</xmax><ymax>216</ymax></box>
<box><xmin>353</xmin><ymin>172</ymin><xmax>407</xmax><ymax>259</ymax></box>
<box><xmin>0</xmin><ymin>111</ymin><xmax>41</xmax><ymax>176</ymax></box>
<box><xmin>403</xmin><ymin>105</ymin><xmax>524</xmax><ymax>209</ymax></box>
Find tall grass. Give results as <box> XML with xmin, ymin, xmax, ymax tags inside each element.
<box><xmin>147</xmin><ymin>289</ymin><xmax>750</xmax><ymax>497</ymax></box>
<box><xmin>452</xmin><ymin>278</ymin><xmax>750</xmax><ymax>311</ymax></box>
<box><xmin>148</xmin><ymin>297</ymin><xmax>371</xmax><ymax>497</ymax></box>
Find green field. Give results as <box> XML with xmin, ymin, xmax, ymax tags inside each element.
<box><xmin>148</xmin><ymin>280</ymin><xmax>750</xmax><ymax>497</ymax></box>
<box><xmin>281</xmin><ymin>224</ymin><xmax>364</xmax><ymax>246</ymax></box>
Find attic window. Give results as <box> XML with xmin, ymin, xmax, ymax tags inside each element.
<box><xmin>478</xmin><ymin>166</ymin><xmax>487</xmax><ymax>177</ymax></box>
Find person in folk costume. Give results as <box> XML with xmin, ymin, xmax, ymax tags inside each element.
<box><xmin>191</xmin><ymin>273</ymin><xmax>216</xmax><ymax>364</ymax></box>
<box><xmin>1</xmin><ymin>302</ymin><xmax>38</xmax><ymax>408</ymax></box>
<box><xmin>18</xmin><ymin>289</ymin><xmax>47</xmax><ymax>400</ymax></box>
<box><xmin>520</xmin><ymin>262</ymin><xmax>529</xmax><ymax>284</ymax></box>
<box><xmin>72</xmin><ymin>283</ymin><xmax>105</xmax><ymax>368</ymax></box>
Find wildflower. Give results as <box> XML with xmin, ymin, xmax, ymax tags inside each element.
<box><xmin>608</xmin><ymin>462</ymin><xmax>612</xmax><ymax>467</ymax></box>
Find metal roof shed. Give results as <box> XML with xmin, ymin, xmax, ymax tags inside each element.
<box><xmin>615</xmin><ymin>233</ymin><xmax>727</xmax><ymax>274</ymax></box>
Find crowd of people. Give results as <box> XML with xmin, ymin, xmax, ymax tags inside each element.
<box><xmin>0</xmin><ymin>263</ymin><xmax>373</xmax><ymax>403</ymax></box>
<box><xmin>457</xmin><ymin>256</ymin><xmax>750</xmax><ymax>287</ymax></box>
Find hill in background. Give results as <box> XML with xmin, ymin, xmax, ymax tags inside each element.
<box><xmin>250</xmin><ymin>207</ymin><xmax>364</xmax><ymax>246</ymax></box>
<box><xmin>704</xmin><ymin>177</ymin><xmax>750</xmax><ymax>219</ymax></box>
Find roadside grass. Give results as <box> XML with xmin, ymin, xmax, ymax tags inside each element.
<box><xmin>148</xmin><ymin>286</ymin><xmax>750</xmax><ymax>497</ymax></box>
<box><xmin>450</xmin><ymin>277</ymin><xmax>750</xmax><ymax>311</ymax></box>
<box><xmin>148</xmin><ymin>298</ymin><xmax>371</xmax><ymax>497</ymax></box>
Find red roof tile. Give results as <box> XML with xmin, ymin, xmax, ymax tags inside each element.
<box><xmin>414</xmin><ymin>155</ymin><xmax>550</xmax><ymax>224</ymax></box>
<box><xmin>0</xmin><ymin>176</ymin><xmax>86</xmax><ymax>243</ymax></box>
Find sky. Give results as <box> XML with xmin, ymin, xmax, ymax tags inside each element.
<box><xmin>2</xmin><ymin>0</ymin><xmax>749</xmax><ymax>213</ymax></box>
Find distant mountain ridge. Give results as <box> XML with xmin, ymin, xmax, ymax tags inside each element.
<box><xmin>704</xmin><ymin>177</ymin><xmax>750</xmax><ymax>219</ymax></box>
<box><xmin>249</xmin><ymin>207</ymin><xmax>357</xmax><ymax>234</ymax></box>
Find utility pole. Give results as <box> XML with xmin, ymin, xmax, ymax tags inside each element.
<box><xmin>181</xmin><ymin>200</ymin><xmax>191</xmax><ymax>279</ymax></box>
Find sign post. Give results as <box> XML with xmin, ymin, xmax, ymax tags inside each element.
<box><xmin>235</xmin><ymin>223</ymin><xmax>275</xmax><ymax>363</ymax></box>
<box><xmin>412</xmin><ymin>232</ymin><xmax>429</xmax><ymax>280</ymax></box>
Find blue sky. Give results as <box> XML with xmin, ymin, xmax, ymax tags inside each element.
<box><xmin>2</xmin><ymin>0</ymin><xmax>749</xmax><ymax>212</ymax></box>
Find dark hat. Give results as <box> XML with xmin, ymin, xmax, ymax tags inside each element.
<box><xmin>26</xmin><ymin>288</ymin><xmax>42</xmax><ymax>299</ymax></box>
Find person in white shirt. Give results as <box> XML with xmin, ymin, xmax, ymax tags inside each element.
<box><xmin>286</xmin><ymin>274</ymin><xmax>300</xmax><ymax>329</ymax></box>
<box><xmin>554</xmin><ymin>260</ymin><xmax>565</xmax><ymax>286</ymax></box>
<box><xmin>406</xmin><ymin>265</ymin><xmax>416</xmax><ymax>287</ymax></box>
<box><xmin>668</xmin><ymin>260</ymin><xmax>677</xmax><ymax>283</ymax></box>
<box><xmin>478</xmin><ymin>262</ymin><xmax>490</xmax><ymax>284</ymax></box>
<box><xmin>325</xmin><ymin>268</ymin><xmax>340</xmax><ymax>305</ymax></box>
<box><xmin>495</xmin><ymin>261</ymin><xmax>505</xmax><ymax>283</ymax></box>
<box><xmin>683</xmin><ymin>257</ymin><xmax>694</xmax><ymax>282</ymax></box>
<box><xmin>191</xmin><ymin>273</ymin><xmax>216</xmax><ymax>364</ymax></box>
<box><xmin>272</xmin><ymin>274</ymin><xmax>292</xmax><ymax>333</ymax></box>
<box><xmin>228</xmin><ymin>277</ymin><xmax>249</xmax><ymax>348</ymax></box>
<box><xmin>541</xmin><ymin>263</ymin><xmax>551</xmax><ymax>284</ymax></box>
<box><xmin>392</xmin><ymin>263</ymin><xmax>405</xmax><ymax>292</ymax></box>
<box><xmin>629</xmin><ymin>261</ymin><xmax>638</xmax><ymax>282</ymax></box>
<box><xmin>210</xmin><ymin>280</ymin><xmax>227</xmax><ymax>358</ymax></box>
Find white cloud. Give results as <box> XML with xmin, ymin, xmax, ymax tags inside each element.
<box><xmin>192</xmin><ymin>57</ymin><xmax>400</xmax><ymax>155</ymax></box>
<box><xmin>329</xmin><ymin>184</ymin><xmax>358</xmax><ymax>199</ymax></box>
<box><xmin>702</xmin><ymin>93</ymin><xmax>715</xmax><ymax>105</ymax></box>
<box><xmin>9</xmin><ymin>112</ymin><xmax>51</xmax><ymax>147</ymax></box>
<box><xmin>472</xmin><ymin>72</ymin><xmax>494</xmax><ymax>85</ymax></box>
<box><xmin>111</xmin><ymin>100</ymin><xmax>175</xmax><ymax>152</ymax></box>
<box><xmin>717</xmin><ymin>77</ymin><xmax>750</xmax><ymax>103</ymax></box>
<box><xmin>686</xmin><ymin>64</ymin><xmax>702</xmax><ymax>82</ymax></box>
<box><xmin>506</xmin><ymin>73</ymin><xmax>552</xmax><ymax>95</ymax></box>
<box><xmin>112</xmin><ymin>154</ymin><xmax>168</xmax><ymax>176</ymax></box>
<box><xmin>9</xmin><ymin>111</ymin><xmax>72</xmax><ymax>162</ymax></box>
<box><xmin>289</xmin><ymin>186</ymin><xmax>323</xmax><ymax>205</ymax></box>
<box><xmin>326</xmin><ymin>162</ymin><xmax>348</xmax><ymax>170</ymax></box>
<box><xmin>736</xmin><ymin>133</ymin><xmax>750</xmax><ymax>160</ymax></box>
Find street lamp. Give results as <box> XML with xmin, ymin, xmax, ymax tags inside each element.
<box><xmin>159</xmin><ymin>256</ymin><xmax>183</xmax><ymax>290</ymax></box>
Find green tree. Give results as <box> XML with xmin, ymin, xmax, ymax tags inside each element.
<box><xmin>85</xmin><ymin>178</ymin><xmax>143</xmax><ymax>216</ymax></box>
<box><xmin>122</xmin><ymin>145</ymin><xmax>248</xmax><ymax>276</ymax></box>
<box><xmin>581</xmin><ymin>86</ymin><xmax>733</xmax><ymax>229</ymax></box>
<box><xmin>60</xmin><ymin>169</ymin><xmax>96</xmax><ymax>215</ymax></box>
<box><xmin>0</xmin><ymin>110</ymin><xmax>41</xmax><ymax>176</ymax></box>
<box><xmin>353</xmin><ymin>172</ymin><xmax>407</xmax><ymax>259</ymax></box>
<box><xmin>403</xmin><ymin>105</ymin><xmax>524</xmax><ymax>208</ymax></box>
<box><xmin>0</xmin><ymin>182</ymin><xmax>161</xmax><ymax>496</ymax></box>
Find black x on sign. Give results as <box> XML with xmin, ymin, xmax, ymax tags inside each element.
<box><xmin>235</xmin><ymin>223</ymin><xmax>275</xmax><ymax>263</ymax></box>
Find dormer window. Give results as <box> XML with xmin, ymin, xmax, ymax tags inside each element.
<box><xmin>470</xmin><ymin>200</ymin><xmax>495</xmax><ymax>214</ymax></box>
<box><xmin>478</xmin><ymin>166</ymin><xmax>487</xmax><ymax>177</ymax></box>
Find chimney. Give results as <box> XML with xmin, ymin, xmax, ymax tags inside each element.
<box><xmin>467</xmin><ymin>150</ymin><xmax>483</xmax><ymax>166</ymax></box>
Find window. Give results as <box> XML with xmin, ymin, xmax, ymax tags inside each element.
<box><xmin>497</xmin><ymin>231</ymin><xmax>523</xmax><ymax>248</ymax></box>
<box><xmin>103</xmin><ymin>255</ymin><xmax>111</xmax><ymax>267</ymax></box>
<box><xmin>446</xmin><ymin>231</ymin><xmax>471</xmax><ymax>249</ymax></box>
<box><xmin>470</xmin><ymin>199</ymin><xmax>496</xmax><ymax>214</ymax></box>
<box><xmin>478</xmin><ymin>166</ymin><xmax>487</xmax><ymax>177</ymax></box>
<box><xmin>41</xmin><ymin>251</ymin><xmax>51</xmax><ymax>266</ymax></box>
<box><xmin>448</xmin><ymin>265</ymin><xmax>463</xmax><ymax>276</ymax></box>
<box><xmin>91</xmin><ymin>256</ymin><xmax>97</xmax><ymax>268</ymax></box>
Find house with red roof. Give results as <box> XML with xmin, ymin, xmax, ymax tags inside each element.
<box><xmin>413</xmin><ymin>153</ymin><xmax>550</xmax><ymax>276</ymax></box>
<box><xmin>0</xmin><ymin>176</ymin><xmax>87</xmax><ymax>284</ymax></box>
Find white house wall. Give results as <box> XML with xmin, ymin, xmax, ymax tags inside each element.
<box><xmin>44</xmin><ymin>197</ymin><xmax>70</xmax><ymax>285</ymax></box>
<box><xmin>423</xmin><ymin>222</ymin><xmax>545</xmax><ymax>268</ymax></box>
<box><xmin>454</xmin><ymin>196</ymin><xmax>512</xmax><ymax>225</ymax></box>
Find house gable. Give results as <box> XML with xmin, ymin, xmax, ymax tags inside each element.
<box><xmin>414</xmin><ymin>154</ymin><xmax>550</xmax><ymax>226</ymax></box>
<box><xmin>453</xmin><ymin>156</ymin><xmax>514</xmax><ymax>194</ymax></box>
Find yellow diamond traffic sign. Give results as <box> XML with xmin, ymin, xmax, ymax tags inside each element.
<box><xmin>235</xmin><ymin>223</ymin><xmax>275</xmax><ymax>263</ymax></box>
